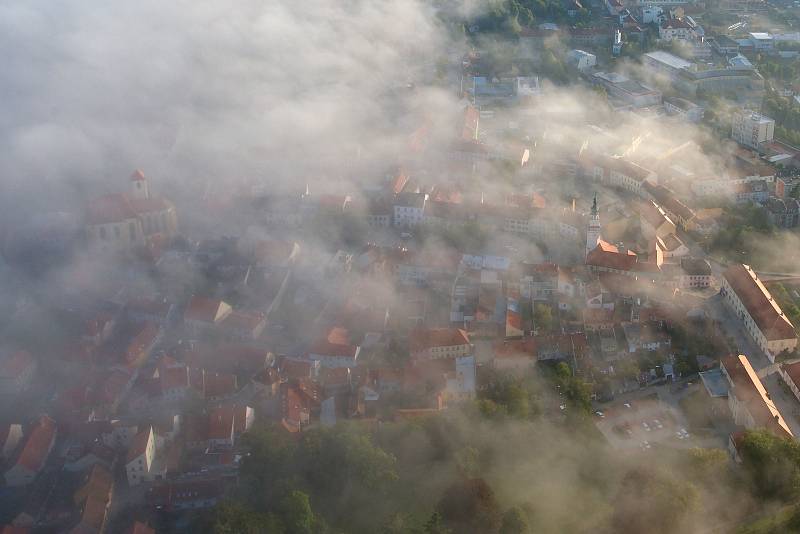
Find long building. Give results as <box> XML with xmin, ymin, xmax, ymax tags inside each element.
<box><xmin>721</xmin><ymin>354</ymin><xmax>793</xmax><ymax>439</ymax></box>
<box><xmin>721</xmin><ymin>264</ymin><xmax>798</xmax><ymax>361</ymax></box>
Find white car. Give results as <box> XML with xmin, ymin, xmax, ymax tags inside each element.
<box><xmin>642</xmin><ymin>422</ymin><xmax>651</xmax><ymax>431</ymax></box>
<box><xmin>680</xmin><ymin>428</ymin><xmax>690</xmax><ymax>438</ymax></box>
<box><xmin>640</xmin><ymin>441</ymin><xmax>651</xmax><ymax>450</ymax></box>
<box><xmin>676</xmin><ymin>431</ymin><xmax>684</xmax><ymax>440</ymax></box>
<box><xmin>654</xmin><ymin>419</ymin><xmax>663</xmax><ymax>429</ymax></box>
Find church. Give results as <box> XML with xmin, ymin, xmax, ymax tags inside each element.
<box><xmin>585</xmin><ymin>195</ymin><xmax>640</xmax><ymax>275</ymax></box>
<box><xmin>85</xmin><ymin>170</ymin><xmax>178</xmax><ymax>254</ymax></box>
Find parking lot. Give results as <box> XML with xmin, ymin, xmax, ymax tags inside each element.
<box><xmin>595</xmin><ymin>395</ymin><xmax>693</xmax><ymax>451</ymax></box>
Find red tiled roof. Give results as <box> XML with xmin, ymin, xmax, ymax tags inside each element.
<box><xmin>126</xmin><ymin>428</ymin><xmax>151</xmax><ymax>463</ymax></box>
<box><xmin>15</xmin><ymin>416</ymin><xmax>56</xmax><ymax>473</ymax></box>
<box><xmin>124</xmin><ymin>322</ymin><xmax>159</xmax><ymax>365</ymax></box>
<box><xmin>493</xmin><ymin>338</ymin><xmax>537</xmax><ymax>359</ymax></box>
<box><xmin>308</xmin><ymin>327</ymin><xmax>358</xmax><ymax>359</ymax></box>
<box><xmin>160</xmin><ymin>366</ymin><xmax>189</xmax><ymax>392</ymax></box>
<box><xmin>86</xmin><ymin>194</ymin><xmax>138</xmax><ymax>225</ymax></box>
<box><xmin>207</xmin><ymin>406</ymin><xmax>235</xmax><ymax>441</ymax></box>
<box><xmin>586</xmin><ymin>240</ymin><xmax>638</xmax><ymax>271</ymax></box>
<box><xmin>184</xmin><ymin>296</ymin><xmax>229</xmax><ymax>324</ymax></box>
<box><xmin>280</xmin><ymin>359</ymin><xmax>314</xmax><ymax>380</ymax></box>
<box><xmin>0</xmin><ymin>350</ymin><xmax>35</xmax><ymax>379</ymax></box>
<box><xmin>220</xmin><ymin>310</ymin><xmax>266</xmax><ymax>333</ymax></box>
<box><xmin>204</xmin><ymin>372</ymin><xmax>237</xmax><ymax>398</ymax></box>
<box><xmin>724</xmin><ymin>264</ymin><xmax>796</xmax><ymax>341</ymax></box>
<box><xmin>409</xmin><ymin>328</ymin><xmax>471</xmax><ymax>353</ymax></box>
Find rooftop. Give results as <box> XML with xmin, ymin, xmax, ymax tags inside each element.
<box><xmin>723</xmin><ymin>264</ymin><xmax>796</xmax><ymax>341</ymax></box>
<box><xmin>722</xmin><ymin>354</ymin><xmax>792</xmax><ymax>438</ymax></box>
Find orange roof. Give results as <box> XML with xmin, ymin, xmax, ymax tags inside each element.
<box><xmin>220</xmin><ymin>309</ymin><xmax>266</xmax><ymax>332</ymax></box>
<box><xmin>722</xmin><ymin>355</ymin><xmax>793</xmax><ymax>438</ymax></box>
<box><xmin>724</xmin><ymin>264</ymin><xmax>796</xmax><ymax>341</ymax></box>
<box><xmin>409</xmin><ymin>328</ymin><xmax>471</xmax><ymax>353</ymax></box>
<box><xmin>130</xmin><ymin>169</ymin><xmax>146</xmax><ymax>182</ymax></box>
<box><xmin>86</xmin><ymin>194</ymin><xmax>138</xmax><ymax>225</ymax></box>
<box><xmin>586</xmin><ymin>240</ymin><xmax>638</xmax><ymax>272</ymax></box>
<box><xmin>124</xmin><ymin>322</ymin><xmax>159</xmax><ymax>365</ymax></box>
<box><xmin>493</xmin><ymin>338</ymin><xmax>537</xmax><ymax>359</ymax></box>
<box><xmin>15</xmin><ymin>416</ymin><xmax>56</xmax><ymax>473</ymax></box>
<box><xmin>308</xmin><ymin>327</ymin><xmax>358</xmax><ymax>359</ymax></box>
<box><xmin>160</xmin><ymin>366</ymin><xmax>189</xmax><ymax>392</ymax></box>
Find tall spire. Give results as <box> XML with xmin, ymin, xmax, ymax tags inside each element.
<box><xmin>591</xmin><ymin>194</ymin><xmax>598</xmax><ymax>218</ymax></box>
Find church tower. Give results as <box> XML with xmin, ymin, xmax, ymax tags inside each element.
<box><xmin>586</xmin><ymin>194</ymin><xmax>601</xmax><ymax>257</ymax></box>
<box><xmin>130</xmin><ymin>169</ymin><xmax>150</xmax><ymax>200</ymax></box>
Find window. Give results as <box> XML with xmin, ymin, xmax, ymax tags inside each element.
<box><xmin>114</xmin><ymin>226</ymin><xmax>121</xmax><ymax>238</ymax></box>
<box><xmin>100</xmin><ymin>226</ymin><xmax>107</xmax><ymax>239</ymax></box>
<box><xmin>129</xmin><ymin>222</ymin><xmax>136</xmax><ymax>240</ymax></box>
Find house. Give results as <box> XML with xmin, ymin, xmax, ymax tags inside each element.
<box><xmin>125</xmin><ymin>426</ymin><xmax>162</xmax><ymax>486</ymax></box>
<box><xmin>409</xmin><ymin>328</ymin><xmax>472</xmax><ymax>361</ymax></box>
<box><xmin>0</xmin><ymin>424</ymin><xmax>23</xmax><ymax>461</ymax></box>
<box><xmin>721</xmin><ymin>354</ymin><xmax>793</xmax><ymax>438</ymax></box>
<box><xmin>70</xmin><ymin>464</ymin><xmax>114</xmax><ymax>534</ymax></box>
<box><xmin>126</xmin><ymin>297</ymin><xmax>171</xmax><ymax>326</ymax></box>
<box><xmin>183</xmin><ymin>297</ymin><xmax>232</xmax><ymax>334</ymax></box>
<box><xmin>0</xmin><ymin>350</ymin><xmax>37</xmax><ymax>396</ymax></box>
<box><xmin>147</xmin><ymin>478</ymin><xmax>224</xmax><ymax>511</ymax></box>
<box><xmin>4</xmin><ymin>416</ymin><xmax>57</xmax><ymax>487</ymax></box>
<box><xmin>393</xmin><ymin>192</ymin><xmax>428</xmax><ymax>227</ymax></box>
<box><xmin>307</xmin><ymin>327</ymin><xmax>360</xmax><ymax>368</ymax></box>
<box><xmin>64</xmin><ymin>442</ymin><xmax>116</xmax><ymax>473</ymax></box>
<box><xmin>780</xmin><ymin>361</ymin><xmax>800</xmax><ymax>403</ymax></box>
<box><xmin>639</xmin><ymin>200</ymin><xmax>676</xmax><ymax>240</ymax></box>
<box><xmin>206</xmin><ymin>407</ymin><xmax>235</xmax><ymax>449</ymax></box>
<box><xmin>492</xmin><ymin>338</ymin><xmax>537</xmax><ymax>373</ymax></box>
<box><xmin>566</xmin><ymin>49</ymin><xmax>596</xmax><ymax>71</ymax></box>
<box><xmin>678</xmin><ymin>257</ymin><xmax>712</xmax><ymax>289</ymax></box>
<box><xmin>734</xmin><ymin>180</ymin><xmax>769</xmax><ymax>205</ymax></box>
<box><xmin>203</xmin><ymin>372</ymin><xmax>239</xmax><ymax>401</ymax></box>
<box><xmin>85</xmin><ymin>171</ymin><xmax>178</xmax><ymax>253</ymax></box>
<box><xmin>659</xmin><ymin>17</ymin><xmax>700</xmax><ymax>41</ymax></box>
<box><xmin>219</xmin><ymin>309</ymin><xmax>267</xmax><ymax>341</ymax></box>
<box><xmin>731</xmin><ymin>111</ymin><xmax>774</xmax><ymax>151</ymax></box>
<box><xmin>721</xmin><ymin>264</ymin><xmax>798</xmax><ymax>361</ymax></box>
<box><xmin>123</xmin><ymin>322</ymin><xmax>159</xmax><ymax>369</ymax></box>
<box><xmin>766</xmin><ymin>198</ymin><xmax>800</xmax><ymax>228</ymax></box>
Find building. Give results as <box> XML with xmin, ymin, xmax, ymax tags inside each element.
<box><xmin>0</xmin><ymin>350</ymin><xmax>37</xmax><ymax>396</ymax></box>
<box><xmin>409</xmin><ymin>328</ymin><xmax>472</xmax><ymax>361</ymax></box>
<box><xmin>183</xmin><ymin>297</ymin><xmax>232</xmax><ymax>334</ymax></box>
<box><xmin>679</xmin><ymin>257</ymin><xmax>713</xmax><ymax>289</ymax></box>
<box><xmin>659</xmin><ymin>17</ymin><xmax>700</xmax><ymax>41</ymax></box>
<box><xmin>639</xmin><ymin>200</ymin><xmax>676</xmax><ymax>240</ymax></box>
<box><xmin>747</xmin><ymin>32</ymin><xmax>773</xmax><ymax>52</ymax></box>
<box><xmin>779</xmin><ymin>361</ymin><xmax>800</xmax><ymax>403</ymax></box>
<box><xmin>721</xmin><ymin>354</ymin><xmax>792</xmax><ymax>438</ymax></box>
<box><xmin>643</xmin><ymin>51</ymin><xmax>694</xmax><ymax>80</ymax></box>
<box><xmin>125</xmin><ymin>426</ymin><xmax>161</xmax><ymax>486</ymax></box>
<box><xmin>586</xmin><ymin>195</ymin><xmax>601</xmax><ymax>257</ymax></box>
<box><xmin>766</xmin><ymin>198</ymin><xmax>800</xmax><ymax>228</ymax></box>
<box><xmin>664</xmin><ymin>97</ymin><xmax>704</xmax><ymax>122</ymax></box>
<box><xmin>721</xmin><ymin>264</ymin><xmax>798</xmax><ymax>361</ymax></box>
<box><xmin>591</xmin><ymin>72</ymin><xmax>662</xmax><ymax>108</ymax></box>
<box><xmin>580</xmin><ymin>153</ymin><xmax>657</xmax><ymax>194</ymax></box>
<box><xmin>307</xmin><ymin>327</ymin><xmax>360</xmax><ymax>368</ymax></box>
<box><xmin>4</xmin><ymin>416</ymin><xmax>57</xmax><ymax>487</ymax></box>
<box><xmin>586</xmin><ymin>240</ymin><xmax>638</xmax><ymax>274</ymax></box>
<box><xmin>731</xmin><ymin>111</ymin><xmax>775</xmax><ymax>150</ymax></box>
<box><xmin>0</xmin><ymin>424</ymin><xmax>23</xmax><ymax>461</ymax></box>
<box><xmin>86</xmin><ymin>171</ymin><xmax>178</xmax><ymax>253</ymax></box>
<box><xmin>393</xmin><ymin>192</ymin><xmax>428</xmax><ymax>227</ymax></box>
<box><xmin>566</xmin><ymin>49</ymin><xmax>596</xmax><ymax>71</ymax></box>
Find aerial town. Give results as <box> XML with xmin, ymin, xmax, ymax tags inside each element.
<box><xmin>4</xmin><ymin>0</ymin><xmax>800</xmax><ymax>533</ymax></box>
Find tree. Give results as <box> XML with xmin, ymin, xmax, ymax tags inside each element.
<box><xmin>612</xmin><ymin>468</ymin><xmax>699</xmax><ymax>534</ymax></box>
<box><xmin>438</xmin><ymin>478</ymin><xmax>502</xmax><ymax>534</ymax></box>
<box><xmin>422</xmin><ymin>512</ymin><xmax>452</xmax><ymax>534</ymax></box>
<box><xmin>533</xmin><ymin>303</ymin><xmax>553</xmax><ymax>332</ymax></box>
<box><xmin>500</xmin><ymin>506</ymin><xmax>530</xmax><ymax>534</ymax></box>
<box><xmin>738</xmin><ymin>429</ymin><xmax>800</xmax><ymax>500</ymax></box>
<box><xmin>279</xmin><ymin>491</ymin><xmax>314</xmax><ymax>534</ymax></box>
<box><xmin>201</xmin><ymin>501</ymin><xmax>283</xmax><ymax>534</ymax></box>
